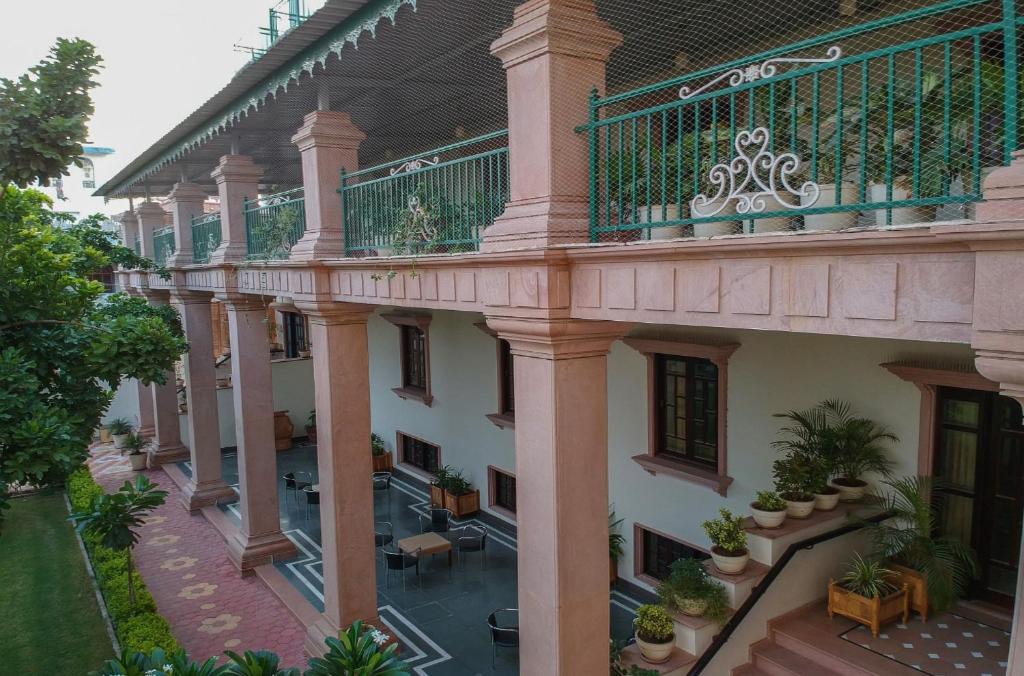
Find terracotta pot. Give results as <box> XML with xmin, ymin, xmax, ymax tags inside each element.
<box><xmin>634</xmin><ymin>632</ymin><xmax>675</xmax><ymax>664</ymax></box>
<box><xmin>785</xmin><ymin>496</ymin><xmax>816</xmax><ymax>519</ymax></box>
<box><xmin>129</xmin><ymin>453</ymin><xmax>148</xmax><ymax>471</ymax></box>
<box><xmin>675</xmin><ymin>595</ymin><xmax>708</xmax><ymax>617</ymax></box>
<box><xmin>831</xmin><ymin>478</ymin><xmax>868</xmax><ymax>502</ymax></box>
<box><xmin>112</xmin><ymin>433</ymin><xmax>129</xmax><ymax>450</ymax></box>
<box><xmin>801</xmin><ymin>182</ymin><xmax>860</xmax><ymax>231</ymax></box>
<box><xmin>814</xmin><ymin>489</ymin><xmax>841</xmax><ymax>511</ymax></box>
<box><xmin>710</xmin><ymin>546</ymin><xmax>749</xmax><ymax>575</ymax></box>
<box><xmin>273</xmin><ymin>411</ymin><xmax>294</xmax><ymax>451</ymax></box>
<box><xmin>750</xmin><ymin>503</ymin><xmax>787</xmax><ymax>529</ymax></box>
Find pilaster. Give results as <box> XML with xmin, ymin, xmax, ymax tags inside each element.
<box><xmin>481</xmin><ymin>0</ymin><xmax>622</xmax><ymax>251</ymax></box>
<box><xmin>209</xmin><ymin>155</ymin><xmax>263</xmax><ymax>264</ymax></box>
<box><xmin>144</xmin><ymin>292</ymin><xmax>189</xmax><ymax>465</ymax></box>
<box><xmin>166</xmin><ymin>182</ymin><xmax>208</xmax><ymax>267</ymax></box>
<box><xmin>135</xmin><ymin>201</ymin><xmax>166</xmax><ymax>260</ymax></box>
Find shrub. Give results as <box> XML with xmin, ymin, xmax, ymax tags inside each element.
<box><xmin>633</xmin><ymin>604</ymin><xmax>674</xmax><ymax>643</ymax></box>
<box><xmin>752</xmin><ymin>490</ymin><xmax>787</xmax><ymax>512</ymax></box>
<box><xmin>657</xmin><ymin>558</ymin><xmax>729</xmax><ymax>624</ymax></box>
<box><xmin>702</xmin><ymin>508</ymin><xmax>747</xmax><ymax>556</ymax></box>
<box><xmin>120</xmin><ymin>613</ymin><xmax>179</xmax><ymax>654</ymax></box>
<box><xmin>68</xmin><ymin>467</ymin><xmax>104</xmax><ymax>511</ymax></box>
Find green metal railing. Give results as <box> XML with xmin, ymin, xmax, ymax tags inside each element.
<box><xmin>240</xmin><ymin>0</ymin><xmax>308</xmax><ymax>60</ymax></box>
<box><xmin>341</xmin><ymin>130</ymin><xmax>510</xmax><ymax>256</ymax></box>
<box><xmin>191</xmin><ymin>212</ymin><xmax>222</xmax><ymax>263</ymax></box>
<box><xmin>244</xmin><ymin>187</ymin><xmax>306</xmax><ymax>259</ymax></box>
<box><xmin>153</xmin><ymin>226</ymin><xmax>176</xmax><ymax>266</ymax></box>
<box><xmin>581</xmin><ymin>0</ymin><xmax>1023</xmax><ymax>241</ymax></box>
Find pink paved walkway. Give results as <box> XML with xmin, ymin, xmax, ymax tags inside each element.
<box><xmin>89</xmin><ymin>444</ymin><xmax>307</xmax><ymax>667</ymax></box>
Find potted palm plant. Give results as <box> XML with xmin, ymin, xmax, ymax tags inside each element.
<box><xmin>610</xmin><ymin>507</ymin><xmax>626</xmax><ymax>585</ymax></box>
<box><xmin>827</xmin><ymin>400</ymin><xmax>897</xmax><ymax>501</ymax></box>
<box><xmin>371</xmin><ymin>433</ymin><xmax>393</xmax><ymax>472</ymax></box>
<box><xmin>657</xmin><ymin>557</ymin><xmax>729</xmax><ymax>623</ymax></box>
<box><xmin>773</xmin><ymin>452</ymin><xmax>816</xmax><ymax>519</ymax></box>
<box><xmin>702</xmin><ymin>508</ymin><xmax>749</xmax><ymax>574</ymax></box>
<box><xmin>828</xmin><ymin>553</ymin><xmax>909</xmax><ymax>638</ymax></box>
<box><xmin>109</xmin><ymin>418</ymin><xmax>132</xmax><ymax>450</ymax></box>
<box><xmin>442</xmin><ymin>467</ymin><xmax>480</xmax><ymax>518</ymax></box>
<box><xmin>632</xmin><ymin>604</ymin><xmax>675</xmax><ymax>664</ymax></box>
<box><xmin>861</xmin><ymin>476</ymin><xmax>978</xmax><ymax>620</ymax></box>
<box><xmin>750</xmin><ymin>490</ymin><xmax>788</xmax><ymax>529</ymax></box>
<box><xmin>773</xmin><ymin>403</ymin><xmax>841</xmax><ymax>510</ymax></box>
<box><xmin>122</xmin><ymin>431</ymin><xmax>149</xmax><ymax>471</ymax></box>
<box><xmin>429</xmin><ymin>465</ymin><xmax>449</xmax><ymax>508</ymax></box>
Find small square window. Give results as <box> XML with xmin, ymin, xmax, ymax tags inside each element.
<box><xmin>398</xmin><ymin>432</ymin><xmax>439</xmax><ymax>475</ymax></box>
<box><xmin>489</xmin><ymin>466</ymin><xmax>516</xmax><ymax>515</ymax></box>
<box><xmin>637</xmin><ymin>525</ymin><xmax>708</xmax><ymax>581</ymax></box>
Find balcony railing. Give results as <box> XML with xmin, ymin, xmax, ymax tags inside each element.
<box><xmin>244</xmin><ymin>187</ymin><xmax>306</xmax><ymax>259</ymax></box>
<box><xmin>237</xmin><ymin>0</ymin><xmax>309</xmax><ymax>60</ymax></box>
<box><xmin>192</xmin><ymin>212</ymin><xmax>222</xmax><ymax>263</ymax></box>
<box><xmin>580</xmin><ymin>0</ymin><xmax>1022</xmax><ymax>242</ymax></box>
<box><xmin>341</xmin><ymin>130</ymin><xmax>510</xmax><ymax>256</ymax></box>
<box><xmin>153</xmin><ymin>226</ymin><xmax>176</xmax><ymax>266</ymax></box>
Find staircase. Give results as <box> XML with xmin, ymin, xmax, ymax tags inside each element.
<box><xmin>620</xmin><ymin>502</ymin><xmax>882</xmax><ymax>674</ymax></box>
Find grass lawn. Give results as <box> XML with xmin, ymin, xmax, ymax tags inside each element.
<box><xmin>0</xmin><ymin>489</ymin><xmax>114</xmax><ymax>672</ymax></box>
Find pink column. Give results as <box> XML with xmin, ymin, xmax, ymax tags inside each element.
<box><xmin>481</xmin><ymin>0</ymin><xmax>622</xmax><ymax>251</ymax></box>
<box><xmin>289</xmin><ymin>111</ymin><xmax>366</xmax><ymax>260</ymax></box>
<box><xmin>116</xmin><ymin>210</ymin><xmax>139</xmax><ymax>258</ymax></box>
<box><xmin>298</xmin><ymin>301</ymin><xmax>379</xmax><ymax>654</ymax></box>
<box><xmin>221</xmin><ymin>295</ymin><xmax>297</xmax><ymax>570</ymax></box>
<box><xmin>209</xmin><ymin>155</ymin><xmax>262</xmax><ymax>264</ymax></box>
<box><xmin>145</xmin><ymin>294</ymin><xmax>189</xmax><ymax>466</ymax></box>
<box><xmin>136</xmin><ymin>379</ymin><xmax>156</xmax><ymax>437</ymax></box>
<box><xmin>166</xmin><ymin>182</ymin><xmax>208</xmax><ymax>267</ymax></box>
<box><xmin>487</xmin><ymin>316</ymin><xmax>628</xmax><ymax>674</ymax></box>
<box><xmin>135</xmin><ymin>201</ymin><xmax>166</xmax><ymax>259</ymax></box>
<box><xmin>172</xmin><ymin>290</ymin><xmax>235</xmax><ymax>511</ymax></box>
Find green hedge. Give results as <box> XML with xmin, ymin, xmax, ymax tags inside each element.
<box><xmin>67</xmin><ymin>467</ymin><xmax>178</xmax><ymax>654</ymax></box>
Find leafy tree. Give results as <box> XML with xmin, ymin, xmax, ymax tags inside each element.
<box><xmin>70</xmin><ymin>475</ymin><xmax>168</xmax><ymax>608</ymax></box>
<box><xmin>0</xmin><ymin>38</ymin><xmax>102</xmax><ymax>187</ymax></box>
<box><xmin>0</xmin><ymin>187</ymin><xmax>187</xmax><ymax>529</ymax></box>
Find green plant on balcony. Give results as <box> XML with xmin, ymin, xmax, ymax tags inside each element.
<box><xmin>657</xmin><ymin>557</ymin><xmax>729</xmax><ymax>624</ymax></box>
<box><xmin>633</xmin><ymin>604</ymin><xmax>675</xmax><ymax>664</ymax></box>
<box><xmin>772</xmin><ymin>452</ymin><xmax>816</xmax><ymax>503</ymax></box>
<box><xmin>604</xmin><ymin>135</ymin><xmax>689</xmax><ymax>221</ymax></box>
<box><xmin>703</xmin><ymin>507</ymin><xmax>749</xmax><ymax>574</ymax></box>
<box><xmin>371</xmin><ymin>433</ymin><xmax>386</xmax><ymax>457</ymax></box>
<box><xmin>306</xmin><ymin>619</ymin><xmax>408</xmax><ymax>675</ymax></box>
<box><xmin>250</xmin><ymin>204</ymin><xmax>302</xmax><ymax>261</ymax></box>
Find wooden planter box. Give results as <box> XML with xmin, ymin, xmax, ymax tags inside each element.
<box><xmin>889</xmin><ymin>563</ymin><xmax>929</xmax><ymax>621</ymax></box>
<box><xmin>273</xmin><ymin>411</ymin><xmax>293</xmax><ymax>451</ymax></box>
<box><xmin>429</xmin><ymin>484</ymin><xmax>445</xmax><ymax>508</ymax></box>
<box><xmin>828</xmin><ymin>579</ymin><xmax>909</xmax><ymax>638</ymax></box>
<box><xmin>610</xmin><ymin>556</ymin><xmax>618</xmax><ymax>585</ymax></box>
<box><xmin>444</xmin><ymin>489</ymin><xmax>480</xmax><ymax>518</ymax></box>
<box><xmin>372</xmin><ymin>451</ymin><xmax>393</xmax><ymax>473</ymax></box>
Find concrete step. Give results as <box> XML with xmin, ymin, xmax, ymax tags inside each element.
<box><xmin>732</xmin><ymin>664</ymin><xmax>772</xmax><ymax>676</ymax></box>
<box><xmin>619</xmin><ymin>644</ymin><xmax>696</xmax><ymax>675</ymax></box>
<box><xmin>751</xmin><ymin>639</ymin><xmax>843</xmax><ymax>676</ymax></box>
<box><xmin>704</xmin><ymin>559</ymin><xmax>769</xmax><ymax>608</ymax></box>
<box><xmin>744</xmin><ymin>500</ymin><xmax>882</xmax><ymax>566</ymax></box>
<box><xmin>669</xmin><ymin>606</ymin><xmax>731</xmax><ymax>655</ymax></box>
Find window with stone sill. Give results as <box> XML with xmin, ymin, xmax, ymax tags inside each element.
<box><xmin>624</xmin><ymin>338</ymin><xmax>739</xmax><ymax>497</ymax></box>
<box><xmin>398</xmin><ymin>432</ymin><xmax>440</xmax><ymax>475</ymax></box>
<box><xmin>488</xmin><ymin>466</ymin><xmax>516</xmax><ymax>517</ymax></box>
<box><xmin>383</xmin><ymin>312</ymin><xmax>433</xmax><ymax>406</ymax></box>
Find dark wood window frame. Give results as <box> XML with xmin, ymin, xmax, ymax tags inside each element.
<box><xmin>474</xmin><ymin>322</ymin><xmax>515</xmax><ymax>430</ymax></box>
<box><xmin>383</xmin><ymin>312</ymin><xmax>433</xmax><ymax>406</ymax></box>
<box><xmin>487</xmin><ymin>465</ymin><xmax>517</xmax><ymax>520</ymax></box>
<box><xmin>633</xmin><ymin>523</ymin><xmax>709</xmax><ymax>586</ymax></box>
<box><xmin>624</xmin><ymin>337</ymin><xmax>739</xmax><ymax>496</ymax></box>
<box><xmin>282</xmin><ymin>311</ymin><xmax>308</xmax><ymax>359</ymax></box>
<box><xmin>396</xmin><ymin>430</ymin><xmax>441</xmax><ymax>478</ymax></box>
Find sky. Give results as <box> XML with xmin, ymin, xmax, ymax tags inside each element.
<box><xmin>0</xmin><ymin>0</ymin><xmax>324</xmax><ymax>200</ymax></box>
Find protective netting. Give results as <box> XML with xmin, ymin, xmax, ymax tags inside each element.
<box><xmin>583</xmin><ymin>0</ymin><xmax>1023</xmax><ymax>241</ymax></box>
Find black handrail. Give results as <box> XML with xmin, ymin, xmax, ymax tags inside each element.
<box><xmin>689</xmin><ymin>510</ymin><xmax>892</xmax><ymax>674</ymax></box>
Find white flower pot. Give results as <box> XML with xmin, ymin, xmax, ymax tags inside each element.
<box><xmin>869</xmin><ymin>182</ymin><xmax>937</xmax><ymax>226</ymax></box>
<box><xmin>814</xmin><ymin>490</ymin><xmax>841</xmax><ymax>511</ymax></box>
<box><xmin>710</xmin><ymin>546</ymin><xmax>749</xmax><ymax>575</ymax></box>
<box><xmin>692</xmin><ymin>197</ymin><xmax>737</xmax><ymax>237</ymax></box>
<box><xmin>634</xmin><ymin>632</ymin><xmax>675</xmax><ymax>664</ymax></box>
<box><xmin>801</xmin><ymin>182</ymin><xmax>859</xmax><ymax>231</ymax></box>
<box><xmin>637</xmin><ymin>204</ymin><xmax>685</xmax><ymax>240</ymax></box>
<box><xmin>112</xmin><ymin>434</ymin><xmax>128</xmax><ymax>450</ymax></box>
<box><xmin>785</xmin><ymin>497</ymin><xmax>816</xmax><ymax>519</ymax></box>
<box><xmin>743</xmin><ymin>193</ymin><xmax>793</xmax><ymax>233</ymax></box>
<box><xmin>675</xmin><ymin>595</ymin><xmax>708</xmax><ymax>617</ymax></box>
<box><xmin>831</xmin><ymin>478</ymin><xmax>868</xmax><ymax>502</ymax></box>
<box><xmin>129</xmin><ymin>453</ymin><xmax>148</xmax><ymax>471</ymax></box>
<box><xmin>750</xmin><ymin>503</ymin><xmax>787</xmax><ymax>529</ymax></box>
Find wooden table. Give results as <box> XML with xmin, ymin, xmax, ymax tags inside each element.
<box><xmin>397</xmin><ymin>532</ymin><xmax>453</xmax><ymax>567</ymax></box>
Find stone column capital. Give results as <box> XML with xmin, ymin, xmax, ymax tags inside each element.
<box><xmin>490</xmin><ymin>0</ymin><xmax>623</xmax><ymax>68</ymax></box>
<box><xmin>211</xmin><ymin>154</ymin><xmax>264</xmax><ymax>186</ymax></box>
<box><xmin>977</xmin><ymin>150</ymin><xmax>1024</xmax><ymax>223</ymax></box>
<box><xmin>170</xmin><ymin>288</ymin><xmax>214</xmax><ymax>305</ymax></box>
<box><xmin>973</xmin><ymin>331</ymin><xmax>1024</xmax><ymax>403</ymax></box>
<box><xmin>167</xmin><ymin>181</ymin><xmax>209</xmax><ymax>204</ymax></box>
<box><xmin>484</xmin><ymin>316</ymin><xmax>631</xmax><ymax>359</ymax></box>
<box><xmin>291</xmin><ymin>110</ymin><xmax>366</xmax><ymax>152</ymax></box>
<box><xmin>294</xmin><ymin>300</ymin><xmax>375</xmax><ymax>325</ymax></box>
<box><xmin>135</xmin><ymin>200</ymin><xmax>166</xmax><ymax>220</ymax></box>
<box><xmin>215</xmin><ymin>292</ymin><xmax>268</xmax><ymax>312</ymax></box>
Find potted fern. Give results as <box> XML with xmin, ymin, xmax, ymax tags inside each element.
<box><xmin>862</xmin><ymin>476</ymin><xmax>978</xmax><ymax>620</ymax></box>
<box><xmin>750</xmin><ymin>490</ymin><xmax>787</xmax><ymax>529</ymax></box>
<box><xmin>609</xmin><ymin>507</ymin><xmax>626</xmax><ymax>585</ymax></box>
<box><xmin>828</xmin><ymin>553</ymin><xmax>909</xmax><ymax>638</ymax></box>
<box><xmin>122</xmin><ymin>431</ymin><xmax>149</xmax><ymax>471</ymax></box>
<box><xmin>109</xmin><ymin>418</ymin><xmax>132</xmax><ymax>450</ymax></box>
<box><xmin>702</xmin><ymin>508</ymin><xmax>749</xmax><ymax>574</ymax></box>
<box><xmin>773</xmin><ymin>452</ymin><xmax>816</xmax><ymax>519</ymax></box>
<box><xmin>773</xmin><ymin>403</ymin><xmax>840</xmax><ymax>511</ymax></box>
<box><xmin>657</xmin><ymin>557</ymin><xmax>729</xmax><ymax>623</ymax></box>
<box><xmin>633</xmin><ymin>604</ymin><xmax>675</xmax><ymax>664</ymax></box>
<box><xmin>442</xmin><ymin>467</ymin><xmax>480</xmax><ymax>518</ymax></box>
<box><xmin>827</xmin><ymin>400</ymin><xmax>897</xmax><ymax>501</ymax></box>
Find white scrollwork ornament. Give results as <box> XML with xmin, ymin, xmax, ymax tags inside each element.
<box><xmin>679</xmin><ymin>46</ymin><xmax>842</xmax><ymax>99</ymax></box>
<box><xmin>689</xmin><ymin>127</ymin><xmax>820</xmax><ymax>218</ymax></box>
<box><xmin>389</xmin><ymin>156</ymin><xmax>440</xmax><ymax>176</ymax></box>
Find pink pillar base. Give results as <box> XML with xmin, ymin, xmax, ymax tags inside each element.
<box><xmin>226</xmin><ymin>527</ymin><xmax>298</xmax><ymax>572</ymax></box>
<box><xmin>180</xmin><ymin>479</ymin><xmax>236</xmax><ymax>512</ymax></box>
<box><xmin>148</xmin><ymin>446</ymin><xmax>190</xmax><ymax>466</ymax></box>
<box><xmin>480</xmin><ymin>197</ymin><xmax>590</xmax><ymax>251</ymax></box>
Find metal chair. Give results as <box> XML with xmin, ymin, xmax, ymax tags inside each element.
<box><xmin>455</xmin><ymin>524</ymin><xmax>488</xmax><ymax>570</ymax></box>
<box><xmin>383</xmin><ymin>547</ymin><xmax>420</xmax><ymax>591</ymax></box>
<box><xmin>486</xmin><ymin>608</ymin><xmax>519</xmax><ymax>669</ymax></box>
<box><xmin>372</xmin><ymin>472</ymin><xmax>392</xmax><ymax>517</ymax></box>
<box><xmin>283</xmin><ymin>471</ymin><xmax>311</xmax><ymax>504</ymax></box>
<box><xmin>302</xmin><ymin>485</ymin><xmax>320</xmax><ymax>520</ymax></box>
<box><xmin>374</xmin><ymin>521</ymin><xmax>393</xmax><ymax>563</ymax></box>
<box><xmin>419</xmin><ymin>507</ymin><xmax>453</xmax><ymax>536</ymax></box>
